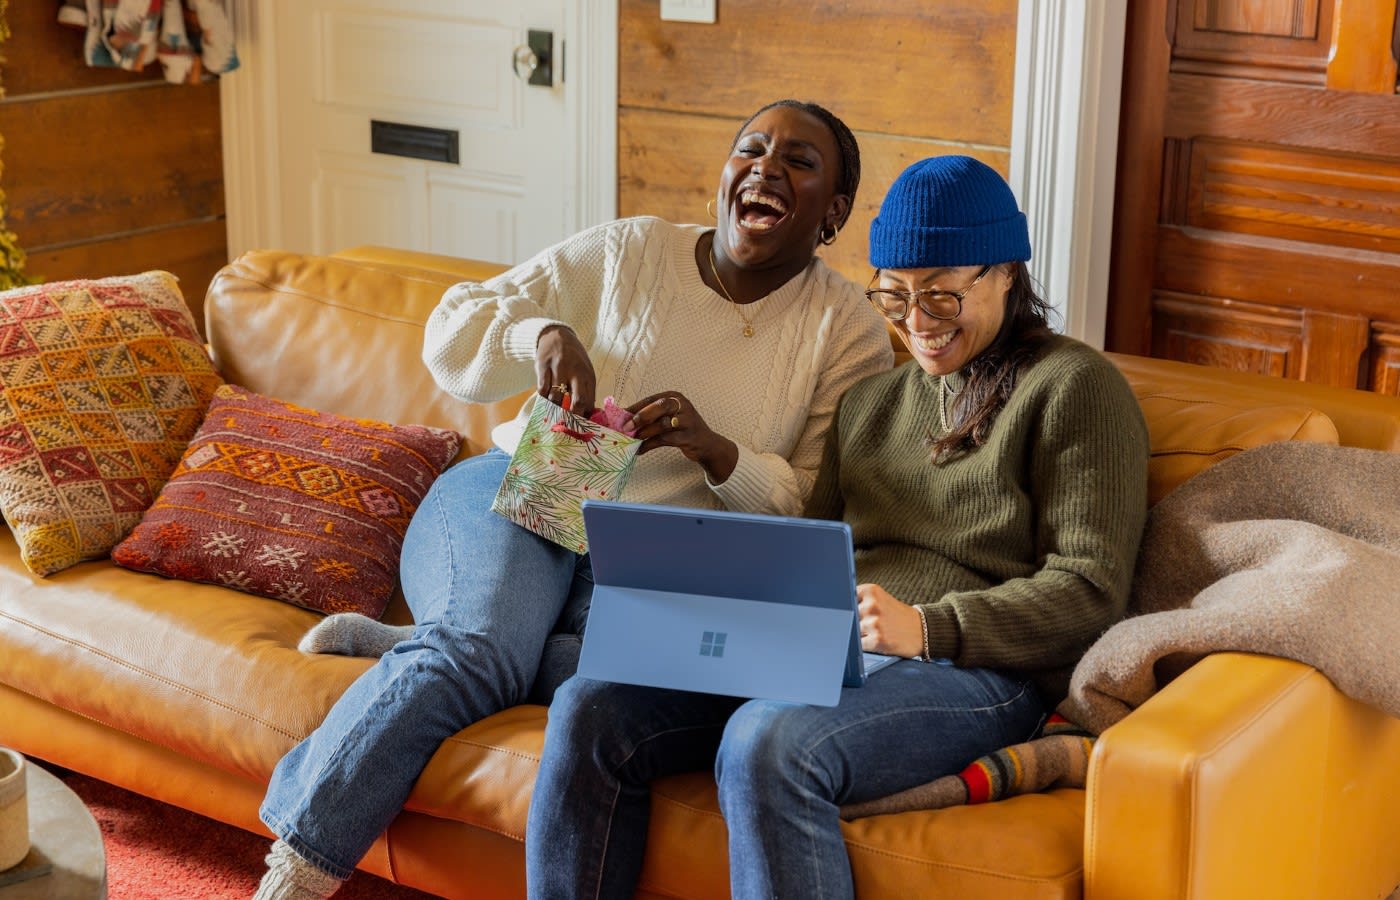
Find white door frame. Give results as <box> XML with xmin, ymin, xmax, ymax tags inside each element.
<box><xmin>564</xmin><ymin>0</ymin><xmax>618</xmax><ymax>233</ymax></box>
<box><xmin>221</xmin><ymin>0</ymin><xmax>284</xmax><ymax>257</ymax></box>
<box><xmin>224</xmin><ymin>0</ymin><xmax>1123</xmax><ymax>347</ymax></box>
<box><xmin>1010</xmin><ymin>1</ymin><xmax>1127</xmax><ymax>348</ymax></box>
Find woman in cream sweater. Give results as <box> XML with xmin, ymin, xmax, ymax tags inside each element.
<box><xmin>252</xmin><ymin>99</ymin><xmax>893</xmax><ymax>899</ymax></box>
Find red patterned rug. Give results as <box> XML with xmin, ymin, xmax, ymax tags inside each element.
<box><xmin>58</xmin><ymin>771</ymin><xmax>436</xmax><ymax>899</ymax></box>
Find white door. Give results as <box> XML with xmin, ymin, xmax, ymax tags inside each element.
<box><xmin>280</xmin><ymin>0</ymin><xmax>568</xmax><ymax>264</ymax></box>
<box><xmin>223</xmin><ymin>0</ymin><xmax>606</xmax><ymax>267</ymax></box>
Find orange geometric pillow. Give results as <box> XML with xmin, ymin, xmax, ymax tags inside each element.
<box><xmin>0</xmin><ymin>272</ymin><xmax>223</xmax><ymax>575</ymax></box>
<box><xmin>111</xmin><ymin>385</ymin><xmax>462</xmax><ymax>617</ymax></box>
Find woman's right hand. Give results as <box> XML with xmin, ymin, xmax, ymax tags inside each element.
<box><xmin>536</xmin><ymin>324</ymin><xmax>597</xmax><ymax>416</ymax></box>
<box><xmin>856</xmin><ymin>583</ymin><xmax>926</xmax><ymax>659</ymax></box>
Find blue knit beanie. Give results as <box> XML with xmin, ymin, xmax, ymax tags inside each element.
<box><xmin>869</xmin><ymin>156</ymin><xmax>1031</xmax><ymax>269</ymax></box>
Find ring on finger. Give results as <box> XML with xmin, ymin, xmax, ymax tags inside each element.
<box><xmin>551</xmin><ymin>383</ymin><xmax>569</xmax><ymax>394</ymax></box>
<box><xmin>670</xmin><ymin>396</ymin><xmax>681</xmax><ymax>414</ymax></box>
<box><xmin>670</xmin><ymin>415</ymin><xmax>680</xmax><ymax>429</ymax></box>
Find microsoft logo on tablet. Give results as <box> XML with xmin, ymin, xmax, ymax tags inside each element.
<box><xmin>700</xmin><ymin>631</ymin><xmax>727</xmax><ymax>658</ymax></box>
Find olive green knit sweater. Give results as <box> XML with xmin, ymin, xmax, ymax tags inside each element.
<box><xmin>805</xmin><ymin>335</ymin><xmax>1150</xmax><ymax>702</ymax></box>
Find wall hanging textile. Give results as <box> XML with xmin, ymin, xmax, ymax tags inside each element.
<box><xmin>58</xmin><ymin>0</ymin><xmax>238</xmax><ymax>85</ymax></box>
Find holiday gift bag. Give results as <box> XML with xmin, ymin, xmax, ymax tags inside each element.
<box><xmin>491</xmin><ymin>397</ymin><xmax>642</xmax><ymax>553</ymax></box>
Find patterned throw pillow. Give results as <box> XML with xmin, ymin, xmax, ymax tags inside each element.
<box><xmin>0</xmin><ymin>272</ymin><xmax>223</xmax><ymax>575</ymax></box>
<box><xmin>111</xmin><ymin>384</ymin><xmax>462</xmax><ymax>617</ymax></box>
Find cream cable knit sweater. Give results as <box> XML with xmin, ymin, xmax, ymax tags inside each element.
<box><xmin>423</xmin><ymin>217</ymin><xmax>894</xmax><ymax>515</ymax></box>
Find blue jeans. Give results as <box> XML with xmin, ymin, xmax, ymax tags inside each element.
<box><xmin>525</xmin><ymin>661</ymin><xmax>1044</xmax><ymax>900</ymax></box>
<box><xmin>260</xmin><ymin>450</ymin><xmax>594</xmax><ymax>879</ymax></box>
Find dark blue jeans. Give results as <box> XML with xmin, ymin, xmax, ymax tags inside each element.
<box><xmin>525</xmin><ymin>660</ymin><xmax>1044</xmax><ymax>900</ymax></box>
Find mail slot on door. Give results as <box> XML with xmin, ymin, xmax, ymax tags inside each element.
<box><xmin>370</xmin><ymin>120</ymin><xmax>460</xmax><ymax>165</ymax></box>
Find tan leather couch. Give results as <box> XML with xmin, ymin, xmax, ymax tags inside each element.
<box><xmin>3</xmin><ymin>247</ymin><xmax>1399</xmax><ymax>900</ymax></box>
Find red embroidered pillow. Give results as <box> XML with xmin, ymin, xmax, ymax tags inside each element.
<box><xmin>0</xmin><ymin>272</ymin><xmax>223</xmax><ymax>575</ymax></box>
<box><xmin>112</xmin><ymin>384</ymin><xmax>462</xmax><ymax>617</ymax></box>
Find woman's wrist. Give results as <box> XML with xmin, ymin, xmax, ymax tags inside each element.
<box><xmin>700</xmin><ymin>436</ymin><xmax>740</xmax><ymax>485</ymax></box>
<box><xmin>536</xmin><ymin>323</ymin><xmax>575</xmax><ymax>346</ymax></box>
<box><xmin>914</xmin><ymin>605</ymin><xmax>932</xmax><ymax>661</ymax></box>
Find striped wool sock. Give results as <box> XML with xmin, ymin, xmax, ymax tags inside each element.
<box><xmin>958</xmin><ymin>713</ymin><xmax>1095</xmax><ymax>804</ymax></box>
<box><xmin>840</xmin><ymin>713</ymin><xmax>1096</xmax><ymax>819</ymax></box>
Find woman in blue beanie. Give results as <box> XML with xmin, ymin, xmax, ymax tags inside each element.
<box><xmin>526</xmin><ymin>156</ymin><xmax>1150</xmax><ymax>899</ymax></box>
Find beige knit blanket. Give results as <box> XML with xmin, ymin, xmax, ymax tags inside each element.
<box><xmin>843</xmin><ymin>441</ymin><xmax>1400</xmax><ymax>818</ymax></box>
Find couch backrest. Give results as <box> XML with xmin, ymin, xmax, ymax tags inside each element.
<box><xmin>204</xmin><ymin>249</ymin><xmax>525</xmax><ymax>458</ymax></box>
<box><xmin>1108</xmin><ymin>351</ymin><xmax>1400</xmax><ymax>502</ymax></box>
<box><xmin>1107</xmin><ymin>351</ymin><xmax>1400</xmax><ymax>454</ymax></box>
<box><xmin>204</xmin><ymin>247</ymin><xmax>1400</xmax><ymax>505</ymax></box>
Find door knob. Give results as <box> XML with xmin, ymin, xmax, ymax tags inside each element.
<box><xmin>512</xmin><ymin>45</ymin><xmax>539</xmax><ymax>81</ymax></box>
<box><xmin>511</xmin><ymin>29</ymin><xmax>554</xmax><ymax>86</ymax></box>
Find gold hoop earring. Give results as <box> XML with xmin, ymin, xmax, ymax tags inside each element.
<box><xmin>819</xmin><ymin>224</ymin><xmax>839</xmax><ymax>246</ymax></box>
<box><xmin>706</xmin><ymin>199</ymin><xmax>717</xmax><ymax>220</ymax></box>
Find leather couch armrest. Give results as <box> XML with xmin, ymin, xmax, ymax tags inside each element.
<box><xmin>1084</xmin><ymin>652</ymin><xmax>1400</xmax><ymax>900</ymax></box>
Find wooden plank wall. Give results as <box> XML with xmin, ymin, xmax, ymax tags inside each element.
<box><xmin>0</xmin><ymin>4</ymin><xmax>227</xmax><ymax>335</ymax></box>
<box><xmin>617</xmin><ymin>0</ymin><xmax>1018</xmax><ymax>286</ymax></box>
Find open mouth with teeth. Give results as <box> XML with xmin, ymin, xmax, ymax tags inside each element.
<box><xmin>912</xmin><ymin>330</ymin><xmax>958</xmax><ymax>353</ymax></box>
<box><xmin>736</xmin><ymin>189</ymin><xmax>789</xmax><ymax>232</ymax></box>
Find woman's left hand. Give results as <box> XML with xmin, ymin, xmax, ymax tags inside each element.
<box><xmin>856</xmin><ymin>583</ymin><xmax>925</xmax><ymax>659</ymax></box>
<box><xmin>627</xmin><ymin>391</ymin><xmax>739</xmax><ymax>484</ymax></box>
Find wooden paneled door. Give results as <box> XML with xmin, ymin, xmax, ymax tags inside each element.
<box><xmin>1107</xmin><ymin>0</ymin><xmax>1400</xmax><ymax>395</ymax></box>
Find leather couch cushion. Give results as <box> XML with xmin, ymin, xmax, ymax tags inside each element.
<box><xmin>203</xmin><ymin>251</ymin><xmax>526</xmax><ymax>458</ymax></box>
<box><xmin>1132</xmin><ymin>391</ymin><xmax>1338</xmax><ymax>504</ymax></box>
<box><xmin>1109</xmin><ymin>352</ymin><xmax>1400</xmax><ymax>453</ymax></box>
<box><xmin>0</xmin><ymin>526</ymin><xmax>544</xmax><ymax>839</ymax></box>
<box><xmin>639</xmin><ymin>774</ymin><xmax>1085</xmax><ymax>899</ymax></box>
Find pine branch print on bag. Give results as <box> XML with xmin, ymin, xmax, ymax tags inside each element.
<box><xmin>491</xmin><ymin>397</ymin><xmax>641</xmax><ymax>553</ymax></box>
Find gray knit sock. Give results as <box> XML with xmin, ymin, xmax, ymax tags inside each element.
<box><xmin>252</xmin><ymin>840</ymin><xmax>344</xmax><ymax>900</ymax></box>
<box><xmin>297</xmin><ymin>613</ymin><xmax>413</xmax><ymax>657</ymax></box>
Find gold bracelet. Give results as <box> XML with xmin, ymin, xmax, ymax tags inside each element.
<box><xmin>915</xmin><ymin>605</ymin><xmax>931</xmax><ymax>662</ymax></box>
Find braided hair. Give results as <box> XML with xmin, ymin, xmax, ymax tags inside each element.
<box><xmin>733</xmin><ymin>99</ymin><xmax>862</xmax><ymax>229</ymax></box>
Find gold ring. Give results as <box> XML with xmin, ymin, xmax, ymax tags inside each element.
<box><xmin>670</xmin><ymin>416</ymin><xmax>680</xmax><ymax>429</ymax></box>
<box><xmin>670</xmin><ymin>396</ymin><xmax>682</xmax><ymax>414</ymax></box>
<box><xmin>552</xmin><ymin>383</ymin><xmax>569</xmax><ymax>393</ymax></box>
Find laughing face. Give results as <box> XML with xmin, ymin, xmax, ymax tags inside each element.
<box><xmin>713</xmin><ymin>106</ymin><xmax>848</xmax><ymax>276</ymax></box>
<box><xmin>878</xmin><ymin>265</ymin><xmax>1013</xmax><ymax>376</ymax></box>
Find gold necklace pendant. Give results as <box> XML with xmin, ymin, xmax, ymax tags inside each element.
<box><xmin>708</xmin><ymin>242</ymin><xmax>757</xmax><ymax>338</ymax></box>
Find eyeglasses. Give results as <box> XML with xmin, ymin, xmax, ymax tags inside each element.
<box><xmin>864</xmin><ymin>265</ymin><xmax>993</xmax><ymax>321</ymax></box>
